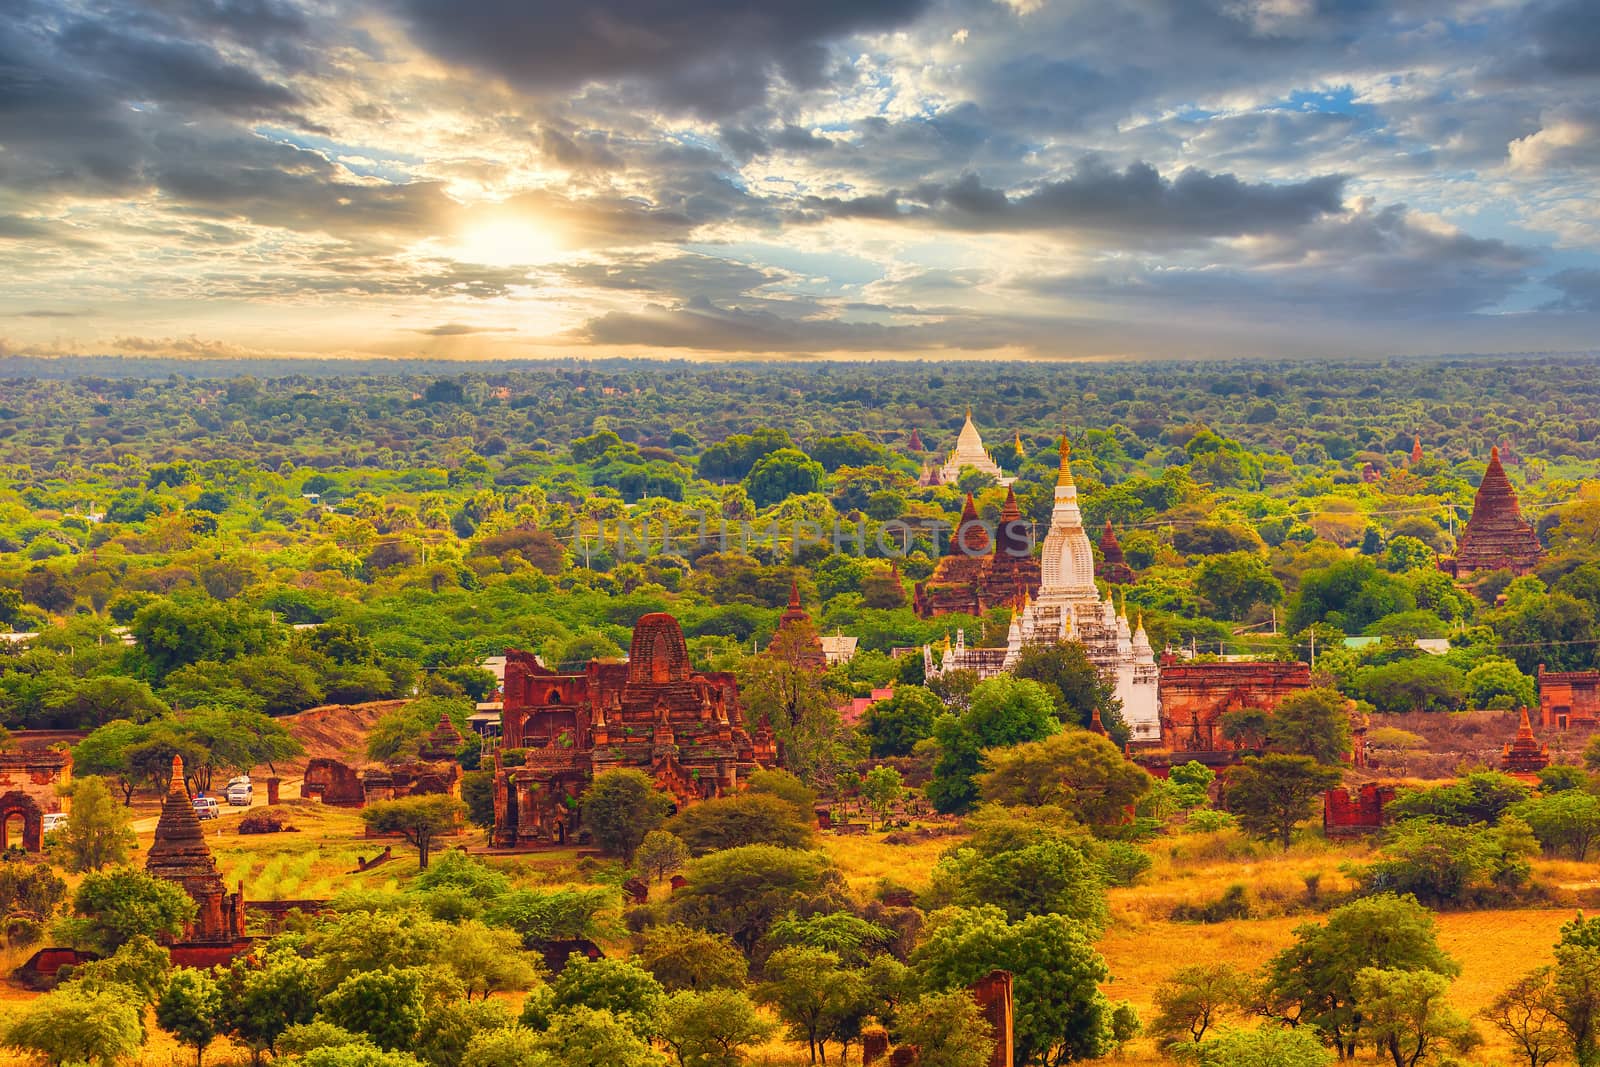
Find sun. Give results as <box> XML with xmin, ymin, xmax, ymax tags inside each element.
<box><xmin>451</xmin><ymin>215</ymin><xmax>566</xmax><ymax>267</ymax></box>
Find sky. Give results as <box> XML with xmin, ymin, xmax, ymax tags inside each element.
<box><xmin>2</xmin><ymin>0</ymin><xmax>1599</xmax><ymax>363</ymax></box>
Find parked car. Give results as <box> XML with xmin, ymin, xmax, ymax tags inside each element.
<box><xmin>226</xmin><ymin>781</ymin><xmax>253</xmax><ymax>806</ymax></box>
<box><xmin>193</xmin><ymin>796</ymin><xmax>220</xmax><ymax>820</ymax></box>
<box><xmin>42</xmin><ymin>812</ymin><xmax>69</xmax><ymax>834</ymax></box>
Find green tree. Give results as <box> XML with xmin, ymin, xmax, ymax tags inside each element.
<box><xmin>928</xmin><ymin>676</ymin><xmax>1059</xmax><ymax>814</ymax></box>
<box><xmin>0</xmin><ymin>861</ymin><xmax>67</xmax><ymax>948</ymax></box>
<box><xmin>321</xmin><ymin>967</ymin><xmax>428</xmax><ymax>1051</ymax></box>
<box><xmin>860</xmin><ymin>765</ymin><xmax>904</xmax><ymax>828</ymax></box>
<box><xmin>131</xmin><ymin>595</ymin><xmax>279</xmax><ymax>681</ymax></box>
<box><xmin>527</xmin><ymin>956</ymin><xmax>664</xmax><ymax>1038</ymax></box>
<box><xmin>218</xmin><ymin>950</ymin><xmax>321</xmax><ymax>1066</ymax></box>
<box><xmin>531</xmin><ymin>1006</ymin><xmax>667</xmax><ymax>1067</ymax></box>
<box><xmin>57</xmin><ymin>866</ymin><xmax>196</xmax><ymax>955</ymax></box>
<box><xmin>1513</xmin><ymin>791</ymin><xmax>1600</xmax><ymax>859</ymax></box>
<box><xmin>1267</xmin><ymin>688</ymin><xmax>1353</xmax><ymax>764</ymax></box>
<box><xmin>1194</xmin><ymin>552</ymin><xmax>1284</xmax><ymax>619</ymax></box>
<box><xmin>1355</xmin><ymin>657</ymin><xmax>1467</xmax><ymax>713</ymax></box>
<box><xmin>637</xmin><ymin>924</ymin><xmax>748</xmax><ymax>991</ymax></box>
<box><xmin>1150</xmin><ymin>963</ymin><xmax>1252</xmax><ymax>1046</ymax></box>
<box><xmin>1359</xmin><ymin>819</ymin><xmax>1535</xmax><ymax>907</ymax></box>
<box><xmin>72</xmin><ymin>719</ymin><xmax>158</xmax><ymax>804</ymax></box>
<box><xmin>461</xmin><ymin>770</ymin><xmax>496</xmax><ymax>829</ymax></box>
<box><xmin>56</xmin><ymin>775</ymin><xmax>135</xmax><ymax>872</ymax></box>
<box><xmin>666</xmin><ymin>793</ymin><xmax>814</xmax><ymax>855</ymax></box>
<box><xmin>157</xmin><ymin>967</ymin><xmax>224</xmax><ymax>1067</ymax></box>
<box><xmin>657</xmin><ymin>988</ymin><xmax>774</xmax><ymax>1067</ymax></box>
<box><xmin>1354</xmin><ymin>966</ymin><xmax>1476</xmax><ymax>1067</ymax></box>
<box><xmin>668</xmin><ymin>845</ymin><xmax>835</xmax><ymax>955</ymax></box>
<box><xmin>914</xmin><ymin>905</ymin><xmax>1117</xmax><ymax>1064</ymax></box>
<box><xmin>360</xmin><ymin>796</ymin><xmax>466</xmax><ymax>870</ymax></box>
<box><xmin>861</xmin><ymin>686</ymin><xmax>943</xmax><ymax>758</ymax></box>
<box><xmin>895</xmin><ymin>990</ymin><xmax>996</xmax><ymax>1067</ymax></box>
<box><xmin>1465</xmin><ymin>657</ymin><xmax>1537</xmax><ymax>710</ymax></box>
<box><xmin>933</xmin><ymin>838</ymin><xmax>1108</xmax><ymax>927</ymax></box>
<box><xmin>1223</xmin><ymin>754</ymin><xmax>1343</xmax><ymax>848</ymax></box>
<box><xmin>2</xmin><ymin>986</ymin><xmax>145</xmax><ymax>1067</ymax></box>
<box><xmin>1262</xmin><ymin>893</ymin><xmax>1459</xmax><ymax>1058</ymax></box>
<box><xmin>1385</xmin><ymin>771</ymin><xmax>1531</xmax><ymax>826</ymax></box>
<box><xmin>414</xmin><ymin>999</ymin><xmax>514</xmax><ymax>1067</ymax></box>
<box><xmin>449</xmin><ymin>921</ymin><xmax>542</xmax><ymax>1002</ymax></box>
<box><xmin>1194</xmin><ymin>1027</ymin><xmax>1332</xmax><ymax>1067</ymax></box>
<box><xmin>975</xmin><ymin>729</ymin><xmax>1152</xmax><ymax>826</ymax></box>
<box><xmin>744</xmin><ymin>449</ymin><xmax>825</xmax><ymax>508</ymax></box>
<box><xmin>583</xmin><ymin>769</ymin><xmax>672</xmax><ymax>863</ymax></box>
<box><xmin>758</xmin><ymin>946</ymin><xmax>865</xmax><ymax>1065</ymax></box>
<box><xmin>44</xmin><ymin>675</ymin><xmax>169</xmax><ymax>730</ymax></box>
<box><xmin>1010</xmin><ymin>641</ymin><xmax>1124</xmax><ymax>739</ymax></box>
<box><xmin>636</xmin><ymin>830</ymin><xmax>691</xmax><ymax>885</ymax></box>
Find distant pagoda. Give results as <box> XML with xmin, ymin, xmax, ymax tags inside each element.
<box><xmin>907</xmin><ymin>428</ymin><xmax>925</xmax><ymax>452</ymax></box>
<box><xmin>1098</xmin><ymin>520</ymin><xmax>1136</xmax><ymax>584</ymax></box>
<box><xmin>913</xmin><ymin>486</ymin><xmax>1041</xmax><ymax>618</ymax></box>
<box><xmin>769</xmin><ymin>579</ymin><xmax>827</xmax><ymax>672</ymax></box>
<box><xmin>931</xmin><ymin>410</ymin><xmax>1013</xmax><ymax>487</ymax></box>
<box><xmin>146</xmin><ymin>756</ymin><xmax>246</xmax><ymax>944</ymax></box>
<box><xmin>1439</xmin><ymin>445</ymin><xmax>1544</xmax><ymax>579</ymax></box>
<box><xmin>1501</xmin><ymin>706</ymin><xmax>1550</xmax><ymax>776</ymax></box>
<box><xmin>1410</xmin><ymin>436</ymin><xmax>1424</xmax><ymax>465</ymax></box>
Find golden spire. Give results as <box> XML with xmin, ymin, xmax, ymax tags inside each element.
<box><xmin>965</xmin><ymin>406</ymin><xmax>973</xmax><ymax>421</ymax></box>
<box><xmin>1056</xmin><ymin>434</ymin><xmax>1074</xmax><ymax>488</ymax></box>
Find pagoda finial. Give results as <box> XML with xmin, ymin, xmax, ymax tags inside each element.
<box><xmin>169</xmin><ymin>754</ymin><xmax>185</xmax><ymax>794</ymax></box>
<box><xmin>1056</xmin><ymin>435</ymin><xmax>1074</xmax><ymax>488</ymax></box>
<box><xmin>965</xmin><ymin>406</ymin><xmax>972</xmax><ymax>421</ymax></box>
<box><xmin>788</xmin><ymin>577</ymin><xmax>801</xmax><ymax>611</ymax></box>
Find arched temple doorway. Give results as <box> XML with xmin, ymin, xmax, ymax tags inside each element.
<box><xmin>0</xmin><ymin>791</ymin><xmax>44</xmax><ymax>853</ymax></box>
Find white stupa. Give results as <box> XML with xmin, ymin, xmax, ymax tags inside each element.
<box><xmin>933</xmin><ymin>409</ymin><xmax>1014</xmax><ymax>487</ymax></box>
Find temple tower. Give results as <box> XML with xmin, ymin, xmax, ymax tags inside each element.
<box><xmin>145</xmin><ymin>756</ymin><xmax>245</xmax><ymax>944</ymax></box>
<box><xmin>1440</xmin><ymin>445</ymin><xmax>1544</xmax><ymax>578</ymax></box>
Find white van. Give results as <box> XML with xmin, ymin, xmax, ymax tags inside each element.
<box><xmin>192</xmin><ymin>796</ymin><xmax>220</xmax><ymax>820</ymax></box>
<box><xmin>226</xmin><ymin>780</ymin><xmax>253</xmax><ymax>806</ymax></box>
<box><xmin>42</xmin><ymin>812</ymin><xmax>69</xmax><ymax>834</ymax></box>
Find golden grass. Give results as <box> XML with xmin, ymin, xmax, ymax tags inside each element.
<box><xmin>818</xmin><ymin>826</ymin><xmax>968</xmax><ymax>895</ymax></box>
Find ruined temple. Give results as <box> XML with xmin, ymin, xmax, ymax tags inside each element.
<box><xmin>492</xmin><ymin>613</ymin><xmax>774</xmax><ymax>847</ymax></box>
<box><xmin>1097</xmin><ymin>520</ymin><xmax>1136</xmax><ymax>584</ymax></box>
<box><xmin>0</xmin><ymin>738</ymin><xmax>70</xmax><ymax>853</ymax></box>
<box><xmin>1501</xmin><ymin>706</ymin><xmax>1551</xmax><ymax>777</ymax></box>
<box><xmin>419</xmin><ymin>712</ymin><xmax>466</xmax><ymax>762</ymax></box>
<box><xmin>913</xmin><ymin>487</ymin><xmax>1041</xmax><ymax>617</ymax></box>
<box><xmin>147</xmin><ymin>756</ymin><xmax>246</xmax><ymax>944</ymax></box>
<box><xmin>769</xmin><ymin>579</ymin><xmax>827</xmax><ymax>673</ymax></box>
<box><xmin>1539</xmin><ymin>665</ymin><xmax>1600</xmax><ymax>729</ymax></box>
<box><xmin>1155</xmin><ymin>657</ymin><xmax>1313</xmax><ymax>757</ymax></box>
<box><xmin>1439</xmin><ymin>446</ymin><xmax>1544</xmax><ymax>579</ymax></box>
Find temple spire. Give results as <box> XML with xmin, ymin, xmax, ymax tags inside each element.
<box><xmin>788</xmin><ymin>577</ymin><xmax>801</xmax><ymax>611</ymax></box>
<box><xmin>169</xmin><ymin>754</ymin><xmax>186</xmax><ymax>794</ymax></box>
<box><xmin>1056</xmin><ymin>435</ymin><xmax>1074</xmax><ymax>488</ymax></box>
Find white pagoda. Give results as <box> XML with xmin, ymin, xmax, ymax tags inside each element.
<box><xmin>927</xmin><ymin>410</ymin><xmax>1013</xmax><ymax>487</ymax></box>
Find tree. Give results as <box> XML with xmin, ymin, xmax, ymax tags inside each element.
<box><xmin>1011</xmin><ymin>642</ymin><xmax>1124</xmax><ymax>739</ymax></box>
<box><xmin>928</xmin><ymin>676</ymin><xmax>1059</xmax><ymax>814</ymax></box>
<box><xmin>582</xmin><ymin>770</ymin><xmax>671</xmax><ymax>863</ymax></box>
<box><xmin>1262</xmin><ymin>893</ymin><xmax>1459</xmax><ymax>1058</ymax></box>
<box><xmin>668</xmin><ymin>845</ymin><xmax>835</xmax><ymax>955</ymax></box>
<box><xmin>56</xmin><ymin>775</ymin><xmax>135</xmax><ymax>872</ymax></box>
<box><xmin>320</xmin><ymin>967</ymin><xmax>428</xmax><ymax>1051</ymax></box>
<box><xmin>366</xmin><ymin>697</ymin><xmax>473</xmax><ymax>764</ymax></box>
<box><xmin>861</xmin><ymin>686</ymin><xmax>943</xmax><ymax>758</ymax></box>
<box><xmin>1552</xmin><ymin>942</ymin><xmax>1600</xmax><ymax>1067</ymax></box>
<box><xmin>57</xmin><ymin>866</ymin><xmax>196</xmax><ymax>955</ymax></box>
<box><xmin>1354</xmin><ymin>966</ymin><xmax>1476</xmax><ymax>1067</ymax></box>
<box><xmin>1466</xmin><ymin>657</ymin><xmax>1537</xmax><ymax>710</ymax></box>
<box><xmin>414</xmin><ymin>1000</ymin><xmax>515</xmax><ymax>1067</ymax></box>
<box><xmin>131</xmin><ymin>596</ymin><xmax>278</xmax><ymax>682</ymax></box>
<box><xmin>745</xmin><ymin>449</ymin><xmax>825</xmax><ymax>508</ymax></box>
<box><xmin>1485</xmin><ymin>967</ymin><xmax>1564</xmax><ymax>1067</ymax></box>
<box><xmin>934</xmin><ymin>838</ymin><xmax>1108</xmax><ymax>927</ymax></box>
<box><xmin>758</xmin><ymin>946</ymin><xmax>865</xmax><ymax>1065</ymax></box>
<box><xmin>531</xmin><ymin>1006</ymin><xmax>667</xmax><ymax>1067</ymax></box>
<box><xmin>1195</xmin><ymin>552</ymin><xmax>1284</xmax><ymax>619</ymax></box>
<box><xmin>860</xmin><ymin>765</ymin><xmax>903</xmax><ymax>828</ymax></box>
<box><xmin>1512</xmin><ymin>792</ymin><xmax>1600</xmax><ymax>859</ymax></box>
<box><xmin>483</xmin><ymin>887</ymin><xmax>618</xmax><ymax>947</ymax></box>
<box><xmin>218</xmin><ymin>950</ymin><xmax>321</xmax><ymax>1066</ymax></box>
<box><xmin>450</xmin><ymin>921</ymin><xmax>542</xmax><ymax>1001</ymax></box>
<box><xmin>1359</xmin><ymin>819</ymin><xmax>1535</xmax><ymax>907</ymax></box>
<box><xmin>44</xmin><ymin>675</ymin><xmax>169</xmax><ymax>729</ymax></box>
<box><xmin>1385</xmin><ymin>771</ymin><xmax>1531</xmax><ymax>826</ymax></box>
<box><xmin>527</xmin><ymin>956</ymin><xmax>664</xmax><ymax>1038</ymax></box>
<box><xmin>1355</xmin><ymin>657</ymin><xmax>1466</xmax><ymax>713</ymax></box>
<box><xmin>157</xmin><ymin>967</ymin><xmax>224</xmax><ymax>1067</ymax></box>
<box><xmin>360</xmin><ymin>795</ymin><xmax>466</xmax><ymax>870</ymax></box>
<box><xmin>666</xmin><ymin>793</ymin><xmax>814</xmax><ymax>854</ymax></box>
<box><xmin>2</xmin><ymin>986</ymin><xmax>145</xmax><ymax>1067</ymax></box>
<box><xmin>895</xmin><ymin>991</ymin><xmax>996</xmax><ymax>1067</ymax></box>
<box><xmin>636</xmin><ymin>830</ymin><xmax>691</xmax><ymax>885</ymax></box>
<box><xmin>0</xmin><ymin>861</ymin><xmax>67</xmax><ymax>948</ymax></box>
<box><xmin>1219</xmin><ymin>708</ymin><xmax>1271</xmax><ymax>753</ymax></box>
<box><xmin>638</xmin><ymin>924</ymin><xmax>749</xmax><ymax>991</ymax></box>
<box><xmin>1194</xmin><ymin>1027</ymin><xmax>1332</xmax><ymax>1067</ymax></box>
<box><xmin>73</xmin><ymin>720</ymin><xmax>157</xmax><ymax>804</ymax></box>
<box><xmin>1150</xmin><ymin>963</ymin><xmax>1252</xmax><ymax>1046</ymax></box>
<box><xmin>461</xmin><ymin>770</ymin><xmax>496</xmax><ymax>829</ymax></box>
<box><xmin>657</xmin><ymin>988</ymin><xmax>774</xmax><ymax>1067</ymax></box>
<box><xmin>914</xmin><ymin>905</ymin><xmax>1117</xmax><ymax>1064</ymax></box>
<box><xmin>1267</xmin><ymin>688</ymin><xmax>1353</xmax><ymax>764</ymax></box>
<box><xmin>975</xmin><ymin>729</ymin><xmax>1152</xmax><ymax>826</ymax></box>
<box><xmin>767</xmin><ymin>912</ymin><xmax>895</xmax><ymax>964</ymax></box>
<box><xmin>1223</xmin><ymin>755</ymin><xmax>1343</xmax><ymax>848</ymax></box>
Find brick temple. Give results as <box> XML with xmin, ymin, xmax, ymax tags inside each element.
<box><xmin>1097</xmin><ymin>520</ymin><xmax>1136</xmax><ymax>584</ymax></box>
<box><xmin>492</xmin><ymin>613</ymin><xmax>774</xmax><ymax>847</ymax></box>
<box><xmin>913</xmin><ymin>487</ymin><xmax>1041</xmax><ymax>617</ymax></box>
<box><xmin>1155</xmin><ymin>657</ymin><xmax>1313</xmax><ymax>757</ymax></box>
<box><xmin>769</xmin><ymin>579</ymin><xmax>827</xmax><ymax>672</ymax></box>
<box><xmin>1538</xmin><ymin>665</ymin><xmax>1600</xmax><ymax>729</ymax></box>
<box><xmin>1438</xmin><ymin>445</ymin><xmax>1544</xmax><ymax>578</ymax></box>
<box><xmin>1501</xmin><ymin>706</ymin><xmax>1551</xmax><ymax>777</ymax></box>
<box><xmin>147</xmin><ymin>756</ymin><xmax>247</xmax><ymax>944</ymax></box>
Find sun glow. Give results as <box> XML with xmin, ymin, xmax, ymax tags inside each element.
<box><xmin>451</xmin><ymin>216</ymin><xmax>566</xmax><ymax>267</ymax></box>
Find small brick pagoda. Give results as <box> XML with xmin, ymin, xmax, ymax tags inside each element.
<box><xmin>1539</xmin><ymin>665</ymin><xmax>1600</xmax><ymax>729</ymax></box>
<box><xmin>492</xmin><ymin>613</ymin><xmax>774</xmax><ymax>847</ymax></box>
<box><xmin>1501</xmin><ymin>706</ymin><xmax>1551</xmax><ymax>777</ymax></box>
<box><xmin>146</xmin><ymin>756</ymin><xmax>246</xmax><ymax>944</ymax></box>
<box><xmin>1097</xmin><ymin>520</ymin><xmax>1136</xmax><ymax>584</ymax></box>
<box><xmin>1439</xmin><ymin>446</ymin><xmax>1544</xmax><ymax>579</ymax></box>
<box><xmin>769</xmin><ymin>579</ymin><xmax>826</xmax><ymax>672</ymax></box>
<box><xmin>419</xmin><ymin>712</ymin><xmax>466</xmax><ymax>762</ymax></box>
<box><xmin>913</xmin><ymin>487</ymin><xmax>1041</xmax><ymax>617</ymax></box>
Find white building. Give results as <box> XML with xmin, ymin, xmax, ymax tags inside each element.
<box><xmin>926</xmin><ymin>436</ymin><xmax>1161</xmax><ymax>743</ymax></box>
<box><xmin>923</xmin><ymin>410</ymin><xmax>1015</xmax><ymax>487</ymax></box>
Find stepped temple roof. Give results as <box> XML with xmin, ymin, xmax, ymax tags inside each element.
<box><xmin>914</xmin><ymin>487</ymin><xmax>1040</xmax><ymax>618</ymax></box>
<box><xmin>147</xmin><ymin>756</ymin><xmax>245</xmax><ymax>944</ymax></box>
<box><xmin>1439</xmin><ymin>446</ymin><xmax>1544</xmax><ymax>579</ymax></box>
<box><xmin>1501</xmin><ymin>706</ymin><xmax>1550</xmax><ymax>775</ymax></box>
<box><xmin>1098</xmin><ymin>520</ymin><xmax>1136</xmax><ymax>584</ymax></box>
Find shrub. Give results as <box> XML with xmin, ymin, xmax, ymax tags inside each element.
<box><xmin>1171</xmin><ymin>885</ymin><xmax>1252</xmax><ymax>924</ymax></box>
<box><xmin>239</xmin><ymin>811</ymin><xmax>298</xmax><ymax>835</ymax></box>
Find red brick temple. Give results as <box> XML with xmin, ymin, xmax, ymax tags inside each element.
<box><xmin>1154</xmin><ymin>657</ymin><xmax>1313</xmax><ymax>758</ymax></box>
<box><xmin>769</xmin><ymin>579</ymin><xmax>826</xmax><ymax>672</ymax></box>
<box><xmin>913</xmin><ymin>487</ymin><xmax>1041</xmax><ymax>617</ymax></box>
<box><xmin>147</xmin><ymin>756</ymin><xmax>247</xmax><ymax>944</ymax></box>
<box><xmin>1097</xmin><ymin>520</ymin><xmax>1136</xmax><ymax>584</ymax></box>
<box><xmin>1538</xmin><ymin>665</ymin><xmax>1600</xmax><ymax>729</ymax></box>
<box><xmin>1324</xmin><ymin>783</ymin><xmax>1398</xmax><ymax>836</ymax></box>
<box><xmin>907</xmin><ymin>428</ymin><xmax>924</xmax><ymax>452</ymax></box>
<box><xmin>1501</xmin><ymin>706</ymin><xmax>1551</xmax><ymax>777</ymax></box>
<box><xmin>492</xmin><ymin>613</ymin><xmax>774</xmax><ymax>847</ymax></box>
<box><xmin>1439</xmin><ymin>446</ymin><xmax>1544</xmax><ymax>578</ymax></box>
<box><xmin>1410</xmin><ymin>436</ymin><xmax>1424</xmax><ymax>465</ymax></box>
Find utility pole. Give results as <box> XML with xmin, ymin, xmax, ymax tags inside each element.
<box><xmin>1309</xmin><ymin>630</ymin><xmax>1316</xmax><ymax>670</ymax></box>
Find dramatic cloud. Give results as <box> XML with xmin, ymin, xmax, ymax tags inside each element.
<box><xmin>0</xmin><ymin>0</ymin><xmax>1596</xmax><ymax>360</ymax></box>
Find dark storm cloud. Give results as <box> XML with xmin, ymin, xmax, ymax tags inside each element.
<box><xmin>1518</xmin><ymin>0</ymin><xmax>1600</xmax><ymax>78</ymax></box>
<box><xmin>397</xmin><ymin>0</ymin><xmax>931</xmax><ymax>117</ymax></box>
<box><xmin>1545</xmin><ymin>270</ymin><xmax>1600</xmax><ymax>312</ymax></box>
<box><xmin>803</xmin><ymin>160</ymin><xmax>1346</xmax><ymax>241</ymax></box>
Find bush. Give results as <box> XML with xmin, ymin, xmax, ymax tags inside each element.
<box><xmin>1171</xmin><ymin>885</ymin><xmax>1252</xmax><ymax>924</ymax></box>
<box><xmin>238</xmin><ymin>811</ymin><xmax>298</xmax><ymax>834</ymax></box>
<box><xmin>1097</xmin><ymin>842</ymin><xmax>1153</xmax><ymax>887</ymax></box>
